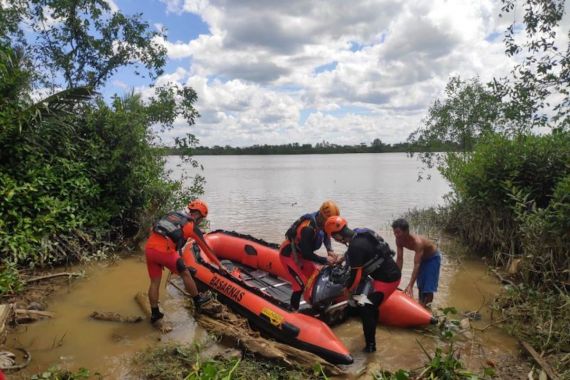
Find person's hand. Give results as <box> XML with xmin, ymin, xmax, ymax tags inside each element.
<box><xmin>327</xmin><ymin>250</ymin><xmax>335</xmax><ymax>256</ymax></box>
<box><xmin>326</xmin><ymin>254</ymin><xmax>338</xmax><ymax>265</ymax></box>
<box><xmin>405</xmin><ymin>284</ymin><xmax>414</xmax><ymax>298</ymax></box>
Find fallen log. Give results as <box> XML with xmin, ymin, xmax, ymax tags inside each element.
<box><xmin>167</xmin><ymin>283</ymin><xmax>344</xmax><ymax>375</ymax></box>
<box><xmin>89</xmin><ymin>311</ymin><xmax>143</xmax><ymax>323</ymax></box>
<box><xmin>0</xmin><ymin>305</ymin><xmax>13</xmax><ymax>339</ymax></box>
<box><xmin>195</xmin><ymin>300</ymin><xmax>345</xmax><ymax>376</ymax></box>
<box><xmin>134</xmin><ymin>292</ymin><xmax>173</xmax><ymax>333</ymax></box>
<box><xmin>25</xmin><ymin>272</ymin><xmax>82</xmax><ymax>284</ymax></box>
<box><xmin>14</xmin><ymin>309</ymin><xmax>54</xmax><ymax>324</ymax></box>
<box><xmin>520</xmin><ymin>340</ymin><xmax>560</xmax><ymax>380</ymax></box>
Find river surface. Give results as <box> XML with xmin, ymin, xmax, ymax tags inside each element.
<box><xmin>9</xmin><ymin>153</ymin><xmax>519</xmax><ymax>378</ymax></box>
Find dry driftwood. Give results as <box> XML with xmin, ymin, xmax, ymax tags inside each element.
<box><xmin>134</xmin><ymin>292</ymin><xmax>173</xmax><ymax>333</ymax></box>
<box><xmin>520</xmin><ymin>340</ymin><xmax>560</xmax><ymax>380</ymax></box>
<box><xmin>14</xmin><ymin>309</ymin><xmax>54</xmax><ymax>324</ymax></box>
<box><xmin>25</xmin><ymin>272</ymin><xmax>82</xmax><ymax>284</ymax></box>
<box><xmin>166</xmin><ymin>282</ymin><xmax>345</xmax><ymax>375</ymax></box>
<box><xmin>89</xmin><ymin>311</ymin><xmax>143</xmax><ymax>323</ymax></box>
<box><xmin>0</xmin><ymin>305</ymin><xmax>13</xmax><ymax>337</ymax></box>
<box><xmin>491</xmin><ymin>268</ymin><xmax>517</xmax><ymax>287</ymax></box>
<box><xmin>195</xmin><ymin>300</ymin><xmax>345</xmax><ymax>376</ymax></box>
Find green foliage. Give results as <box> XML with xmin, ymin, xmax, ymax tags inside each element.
<box><xmin>31</xmin><ymin>367</ymin><xmax>100</xmax><ymax>380</ymax></box>
<box><xmin>441</xmin><ymin>132</ymin><xmax>570</xmax><ymax>289</ymax></box>
<box><xmin>4</xmin><ymin>0</ymin><xmax>166</xmax><ymax>89</ymax></box>
<box><xmin>420</xmin><ymin>346</ymin><xmax>481</xmax><ymax>380</ymax></box>
<box><xmin>0</xmin><ymin>43</ymin><xmax>203</xmax><ymax>266</ymax></box>
<box><xmin>0</xmin><ymin>262</ymin><xmax>24</xmax><ymax>295</ymax></box>
<box><xmin>408</xmin><ymin>77</ymin><xmax>502</xmax><ymax>174</ymax></box>
<box><xmin>445</xmin><ymin>133</ymin><xmax>569</xmax><ymax>211</ymax></box>
<box><xmin>497</xmin><ymin>0</ymin><xmax>569</xmax><ymax>130</ymax></box>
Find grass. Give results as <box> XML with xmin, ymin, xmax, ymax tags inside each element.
<box><xmin>403</xmin><ymin>206</ymin><xmax>570</xmax><ymax>379</ymax></box>
<box><xmin>133</xmin><ymin>343</ymin><xmax>327</xmax><ymax>380</ymax></box>
<box><xmin>495</xmin><ymin>286</ymin><xmax>570</xmax><ymax>378</ymax></box>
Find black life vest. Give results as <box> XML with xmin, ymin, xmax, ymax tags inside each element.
<box><xmin>284</xmin><ymin>212</ymin><xmax>324</xmax><ymax>250</ymax></box>
<box><xmin>153</xmin><ymin>211</ymin><xmax>192</xmax><ymax>249</ymax></box>
<box><xmin>352</xmin><ymin>228</ymin><xmax>395</xmax><ymax>276</ymax></box>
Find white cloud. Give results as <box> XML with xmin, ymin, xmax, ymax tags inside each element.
<box><xmin>140</xmin><ymin>0</ymin><xmax>541</xmax><ymax>146</ymax></box>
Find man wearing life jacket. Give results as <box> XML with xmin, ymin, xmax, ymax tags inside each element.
<box><xmin>325</xmin><ymin>216</ymin><xmax>401</xmax><ymax>353</ymax></box>
<box><xmin>145</xmin><ymin>199</ymin><xmax>212</xmax><ymax>324</ymax></box>
<box><xmin>280</xmin><ymin>200</ymin><xmax>340</xmax><ymax>311</ymax></box>
<box><xmin>392</xmin><ymin>218</ymin><xmax>441</xmax><ymax>307</ymax></box>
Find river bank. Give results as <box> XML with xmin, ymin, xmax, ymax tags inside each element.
<box><xmin>1</xmin><ymin>233</ymin><xmax>533</xmax><ymax>379</ymax></box>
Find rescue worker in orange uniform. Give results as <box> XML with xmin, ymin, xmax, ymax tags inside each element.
<box><xmin>145</xmin><ymin>199</ymin><xmax>212</xmax><ymax>323</ymax></box>
<box><xmin>325</xmin><ymin>216</ymin><xmax>401</xmax><ymax>353</ymax></box>
<box><xmin>279</xmin><ymin>200</ymin><xmax>340</xmax><ymax>311</ymax></box>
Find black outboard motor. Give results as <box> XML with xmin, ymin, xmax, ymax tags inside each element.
<box><xmin>307</xmin><ymin>265</ymin><xmax>351</xmax><ymax>325</ymax></box>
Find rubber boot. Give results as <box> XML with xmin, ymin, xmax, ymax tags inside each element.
<box><xmin>150</xmin><ymin>307</ymin><xmax>164</xmax><ymax>324</ymax></box>
<box><xmin>363</xmin><ymin>342</ymin><xmax>376</xmax><ymax>353</ymax></box>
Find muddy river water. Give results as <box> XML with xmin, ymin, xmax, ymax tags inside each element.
<box><xmin>8</xmin><ymin>154</ymin><xmax>520</xmax><ymax>378</ymax></box>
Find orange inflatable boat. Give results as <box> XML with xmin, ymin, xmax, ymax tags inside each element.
<box><xmin>181</xmin><ymin>229</ymin><xmax>435</xmax><ymax>364</ymax></box>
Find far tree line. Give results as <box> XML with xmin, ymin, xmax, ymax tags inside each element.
<box><xmin>161</xmin><ymin>139</ymin><xmax>462</xmax><ymax>155</ymax></box>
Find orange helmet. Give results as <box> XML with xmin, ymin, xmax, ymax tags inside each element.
<box><xmin>188</xmin><ymin>199</ymin><xmax>208</xmax><ymax>218</ymax></box>
<box><xmin>319</xmin><ymin>200</ymin><xmax>340</xmax><ymax>219</ymax></box>
<box><xmin>324</xmin><ymin>216</ymin><xmax>347</xmax><ymax>236</ymax></box>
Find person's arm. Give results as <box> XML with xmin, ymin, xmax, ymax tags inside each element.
<box><xmin>324</xmin><ymin>234</ymin><xmax>334</xmax><ymax>255</ymax></box>
<box><xmin>183</xmin><ymin>220</ymin><xmax>224</xmax><ymax>268</ymax></box>
<box><xmin>405</xmin><ymin>248</ymin><xmax>423</xmax><ymax>297</ymax></box>
<box><xmin>396</xmin><ymin>244</ymin><xmax>404</xmax><ymax>271</ymax></box>
<box><xmin>298</xmin><ymin>227</ymin><xmax>327</xmax><ymax>264</ymax></box>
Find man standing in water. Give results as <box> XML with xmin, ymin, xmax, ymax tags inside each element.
<box><xmin>392</xmin><ymin>218</ymin><xmax>441</xmax><ymax>307</ymax></box>
<box><xmin>145</xmin><ymin>199</ymin><xmax>212</xmax><ymax>323</ymax></box>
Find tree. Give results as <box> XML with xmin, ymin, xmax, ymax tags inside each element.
<box><xmin>407</xmin><ymin>76</ymin><xmax>502</xmax><ymax>175</ymax></box>
<box><xmin>3</xmin><ymin>0</ymin><xmax>166</xmax><ymax>90</ymax></box>
<box><xmin>370</xmin><ymin>138</ymin><xmax>385</xmax><ymax>152</ymax></box>
<box><xmin>0</xmin><ymin>1</ymin><xmax>202</xmax><ymax>265</ymax></box>
<box><xmin>495</xmin><ymin>0</ymin><xmax>569</xmax><ymax>131</ymax></box>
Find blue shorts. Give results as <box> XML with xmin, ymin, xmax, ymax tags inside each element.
<box><xmin>416</xmin><ymin>251</ymin><xmax>441</xmax><ymax>294</ymax></box>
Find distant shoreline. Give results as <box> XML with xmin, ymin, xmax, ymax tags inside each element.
<box><xmin>159</xmin><ymin>141</ymin><xmax>460</xmax><ymax>156</ymax></box>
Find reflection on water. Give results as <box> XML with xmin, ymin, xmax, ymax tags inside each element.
<box><xmin>9</xmin><ymin>154</ymin><xmax>518</xmax><ymax>378</ymax></box>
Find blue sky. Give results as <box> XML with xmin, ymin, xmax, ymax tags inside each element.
<box><xmin>101</xmin><ymin>0</ymin><xmax>568</xmax><ymax>147</ymax></box>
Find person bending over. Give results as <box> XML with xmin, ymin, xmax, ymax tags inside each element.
<box><xmin>325</xmin><ymin>216</ymin><xmax>401</xmax><ymax>353</ymax></box>
<box><xmin>279</xmin><ymin>200</ymin><xmax>340</xmax><ymax>311</ymax></box>
<box><xmin>145</xmin><ymin>199</ymin><xmax>212</xmax><ymax>323</ymax></box>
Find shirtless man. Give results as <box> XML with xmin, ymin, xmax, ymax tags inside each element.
<box><xmin>392</xmin><ymin>218</ymin><xmax>441</xmax><ymax>307</ymax></box>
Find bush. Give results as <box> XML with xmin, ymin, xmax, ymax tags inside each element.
<box><xmin>0</xmin><ymin>262</ymin><xmax>23</xmax><ymax>295</ymax></box>
<box><xmin>0</xmin><ymin>45</ymin><xmax>202</xmax><ymax>266</ymax></box>
<box><xmin>444</xmin><ymin>133</ymin><xmax>569</xmax><ymax>211</ymax></box>
<box><xmin>440</xmin><ymin>132</ymin><xmax>570</xmax><ymax>289</ymax></box>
